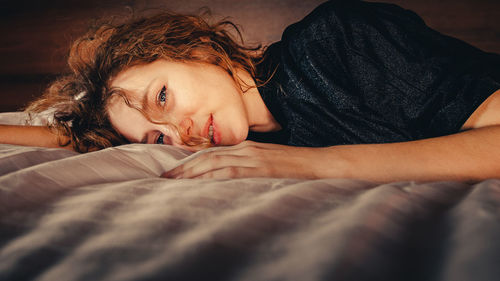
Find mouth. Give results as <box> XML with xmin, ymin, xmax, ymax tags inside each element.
<box><xmin>208</xmin><ymin>122</ymin><xmax>214</xmax><ymax>144</ymax></box>
<box><xmin>204</xmin><ymin>114</ymin><xmax>221</xmax><ymax>145</ymax></box>
<box><xmin>204</xmin><ymin>114</ymin><xmax>216</xmax><ymax>145</ymax></box>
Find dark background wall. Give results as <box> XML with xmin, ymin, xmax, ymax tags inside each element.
<box><xmin>0</xmin><ymin>0</ymin><xmax>499</xmax><ymax>112</ymax></box>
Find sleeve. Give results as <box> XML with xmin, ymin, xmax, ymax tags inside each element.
<box><xmin>282</xmin><ymin>0</ymin><xmax>500</xmax><ymax>140</ymax></box>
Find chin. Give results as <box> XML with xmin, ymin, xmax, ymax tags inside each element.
<box><xmin>234</xmin><ymin>128</ymin><xmax>249</xmax><ymax>145</ymax></box>
<box><xmin>221</xmin><ymin>133</ymin><xmax>246</xmax><ymax>146</ymax></box>
<box><xmin>217</xmin><ymin>123</ymin><xmax>248</xmax><ymax>146</ymax></box>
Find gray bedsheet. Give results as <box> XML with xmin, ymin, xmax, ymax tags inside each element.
<box><xmin>1</xmin><ymin>141</ymin><xmax>500</xmax><ymax>281</ymax></box>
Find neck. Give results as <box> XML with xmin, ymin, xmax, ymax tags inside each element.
<box><xmin>236</xmin><ymin>69</ymin><xmax>282</xmax><ymax>132</ymax></box>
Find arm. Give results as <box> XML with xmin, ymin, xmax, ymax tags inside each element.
<box><xmin>0</xmin><ymin>125</ymin><xmax>73</xmax><ymax>151</ymax></box>
<box><xmin>163</xmin><ymin>90</ymin><xmax>500</xmax><ymax>183</ymax></box>
<box><xmin>323</xmin><ymin>88</ymin><xmax>500</xmax><ymax>183</ymax></box>
<box><xmin>315</xmin><ymin>126</ymin><xmax>500</xmax><ymax>183</ymax></box>
<box><xmin>161</xmin><ymin>127</ymin><xmax>500</xmax><ymax>183</ymax></box>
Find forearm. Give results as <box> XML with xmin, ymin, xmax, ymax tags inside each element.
<box><xmin>317</xmin><ymin>125</ymin><xmax>500</xmax><ymax>183</ymax></box>
<box><xmin>0</xmin><ymin>124</ymin><xmax>73</xmax><ymax>150</ymax></box>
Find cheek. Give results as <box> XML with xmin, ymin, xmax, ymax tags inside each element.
<box><xmin>221</xmin><ymin>109</ymin><xmax>249</xmax><ymax>145</ymax></box>
<box><xmin>174</xmin><ymin>79</ymin><xmax>207</xmax><ymax>106</ymax></box>
<box><xmin>108</xmin><ymin>104</ymin><xmax>150</xmax><ymax>143</ymax></box>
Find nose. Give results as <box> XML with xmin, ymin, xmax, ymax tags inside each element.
<box><xmin>179</xmin><ymin>118</ymin><xmax>193</xmax><ymax>137</ymax></box>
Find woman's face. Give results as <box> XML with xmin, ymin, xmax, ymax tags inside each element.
<box><xmin>107</xmin><ymin>60</ymin><xmax>251</xmax><ymax>151</ymax></box>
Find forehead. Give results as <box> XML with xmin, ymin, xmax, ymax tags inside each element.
<box><xmin>106</xmin><ymin>61</ymin><xmax>167</xmax><ymax>142</ymax></box>
<box><xmin>110</xmin><ymin>63</ymin><xmax>153</xmax><ymax>92</ymax></box>
<box><xmin>108</xmin><ymin>61</ymin><xmax>162</xmax><ymax>110</ymax></box>
<box><xmin>106</xmin><ymin>95</ymin><xmax>148</xmax><ymax>143</ymax></box>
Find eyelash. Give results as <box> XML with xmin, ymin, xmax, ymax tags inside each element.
<box><xmin>157</xmin><ymin>85</ymin><xmax>168</xmax><ymax>107</ymax></box>
<box><xmin>155</xmin><ymin>85</ymin><xmax>168</xmax><ymax>144</ymax></box>
<box><xmin>156</xmin><ymin>133</ymin><xmax>164</xmax><ymax>144</ymax></box>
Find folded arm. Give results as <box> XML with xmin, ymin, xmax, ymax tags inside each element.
<box><xmin>0</xmin><ymin>124</ymin><xmax>73</xmax><ymax>151</ymax></box>
<box><xmin>163</xmin><ymin>89</ymin><xmax>500</xmax><ymax>183</ymax></box>
<box><xmin>161</xmin><ymin>126</ymin><xmax>500</xmax><ymax>183</ymax></box>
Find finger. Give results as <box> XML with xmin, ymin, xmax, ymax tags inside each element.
<box><xmin>234</xmin><ymin>140</ymin><xmax>285</xmax><ymax>150</ymax></box>
<box><xmin>163</xmin><ymin>154</ymin><xmax>255</xmax><ymax>179</ymax></box>
<box><xmin>192</xmin><ymin>166</ymin><xmax>260</xmax><ymax>179</ymax></box>
<box><xmin>162</xmin><ymin>150</ymin><xmax>239</xmax><ymax>177</ymax></box>
<box><xmin>163</xmin><ymin>142</ymin><xmax>265</xmax><ymax>176</ymax></box>
<box><xmin>162</xmin><ymin>150</ymin><xmax>222</xmax><ymax>177</ymax></box>
<box><xmin>174</xmin><ymin>155</ymin><xmax>254</xmax><ymax>179</ymax></box>
<box><xmin>161</xmin><ymin>141</ymin><xmax>277</xmax><ymax>178</ymax></box>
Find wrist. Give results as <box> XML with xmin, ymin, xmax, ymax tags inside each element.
<box><xmin>305</xmin><ymin>146</ymin><xmax>352</xmax><ymax>179</ymax></box>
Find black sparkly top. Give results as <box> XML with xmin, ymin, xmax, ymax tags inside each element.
<box><xmin>247</xmin><ymin>0</ymin><xmax>500</xmax><ymax>147</ymax></box>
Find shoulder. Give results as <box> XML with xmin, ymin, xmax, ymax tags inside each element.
<box><xmin>461</xmin><ymin>89</ymin><xmax>500</xmax><ymax>131</ymax></box>
<box><xmin>279</xmin><ymin>0</ymin><xmax>426</xmax><ymax>58</ymax></box>
<box><xmin>284</xmin><ymin>0</ymin><xmax>423</xmax><ymax>37</ymax></box>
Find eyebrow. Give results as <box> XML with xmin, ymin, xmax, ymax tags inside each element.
<box><xmin>140</xmin><ymin>78</ymin><xmax>157</xmax><ymax>112</ymax></box>
<box><xmin>137</xmin><ymin>78</ymin><xmax>157</xmax><ymax>144</ymax></box>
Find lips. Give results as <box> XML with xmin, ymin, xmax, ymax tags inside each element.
<box><xmin>202</xmin><ymin>114</ymin><xmax>220</xmax><ymax>145</ymax></box>
<box><xmin>211</xmin><ymin>116</ymin><xmax>220</xmax><ymax>145</ymax></box>
<box><xmin>203</xmin><ymin>114</ymin><xmax>215</xmax><ymax>144</ymax></box>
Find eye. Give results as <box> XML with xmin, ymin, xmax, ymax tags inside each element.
<box><xmin>157</xmin><ymin>85</ymin><xmax>168</xmax><ymax>107</ymax></box>
<box><xmin>156</xmin><ymin>133</ymin><xmax>164</xmax><ymax>144</ymax></box>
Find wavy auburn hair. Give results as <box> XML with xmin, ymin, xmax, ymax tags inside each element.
<box><xmin>25</xmin><ymin>10</ymin><xmax>266</xmax><ymax>152</ymax></box>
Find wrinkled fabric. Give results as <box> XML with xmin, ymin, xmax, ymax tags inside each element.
<box><xmin>2</xmin><ymin>112</ymin><xmax>500</xmax><ymax>281</ymax></box>
<box><xmin>249</xmin><ymin>0</ymin><xmax>500</xmax><ymax>146</ymax></box>
<box><xmin>1</xmin><ymin>141</ymin><xmax>500</xmax><ymax>281</ymax></box>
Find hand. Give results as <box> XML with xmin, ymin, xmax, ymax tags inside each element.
<box><xmin>161</xmin><ymin>140</ymin><xmax>324</xmax><ymax>179</ymax></box>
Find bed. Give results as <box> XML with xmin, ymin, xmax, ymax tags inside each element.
<box><xmin>1</xmin><ymin>112</ymin><xmax>500</xmax><ymax>281</ymax></box>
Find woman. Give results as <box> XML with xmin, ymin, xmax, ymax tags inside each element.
<box><xmin>1</xmin><ymin>0</ymin><xmax>499</xmax><ymax>182</ymax></box>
